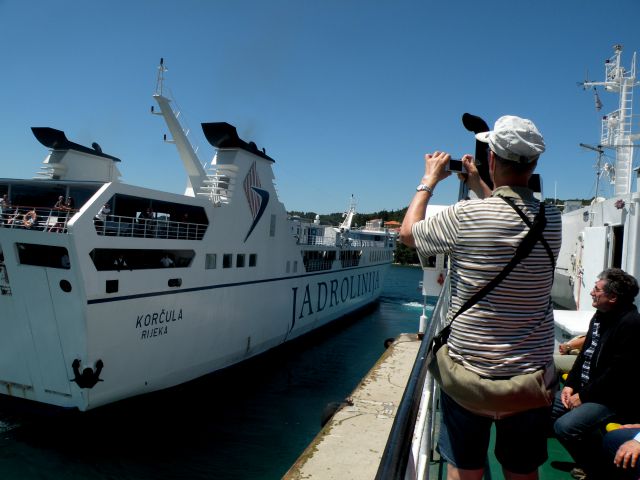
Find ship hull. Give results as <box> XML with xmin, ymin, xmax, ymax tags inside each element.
<box><xmin>0</xmin><ymin>221</ymin><xmax>390</xmax><ymax>411</ymax></box>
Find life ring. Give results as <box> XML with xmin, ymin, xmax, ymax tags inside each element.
<box><xmin>23</xmin><ymin>210</ymin><xmax>37</xmax><ymax>228</ymax></box>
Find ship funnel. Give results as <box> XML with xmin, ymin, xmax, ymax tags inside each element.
<box><xmin>31</xmin><ymin>127</ymin><xmax>121</xmax><ymax>182</ymax></box>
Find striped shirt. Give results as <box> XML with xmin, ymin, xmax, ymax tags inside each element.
<box><xmin>580</xmin><ymin>320</ymin><xmax>600</xmax><ymax>386</ymax></box>
<box><xmin>412</xmin><ymin>186</ymin><xmax>562</xmax><ymax>378</ymax></box>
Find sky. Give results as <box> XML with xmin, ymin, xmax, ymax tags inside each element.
<box><xmin>1</xmin><ymin>0</ymin><xmax>640</xmax><ymax>214</ymax></box>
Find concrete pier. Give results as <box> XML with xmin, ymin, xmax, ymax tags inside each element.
<box><xmin>283</xmin><ymin>333</ymin><xmax>421</xmax><ymax>480</ymax></box>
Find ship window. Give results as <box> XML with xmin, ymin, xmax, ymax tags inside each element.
<box><xmin>59</xmin><ymin>280</ymin><xmax>72</xmax><ymax>292</ymax></box>
<box><xmin>89</xmin><ymin>249</ymin><xmax>194</xmax><ymax>271</ymax></box>
<box><xmin>168</xmin><ymin>278</ymin><xmax>182</xmax><ymax>287</ymax></box>
<box><xmin>8</xmin><ymin>184</ymin><xmax>101</xmax><ymax>212</ymax></box>
<box><xmin>286</xmin><ymin>261</ymin><xmax>290</xmax><ymax>273</ymax></box>
<box><xmin>249</xmin><ymin>254</ymin><xmax>257</xmax><ymax>267</ymax></box>
<box><xmin>339</xmin><ymin>249</ymin><xmax>361</xmax><ymax>268</ymax></box>
<box><xmin>236</xmin><ymin>254</ymin><xmax>245</xmax><ymax>268</ymax></box>
<box><xmin>16</xmin><ymin>243</ymin><xmax>70</xmax><ymax>269</ymax></box>
<box><xmin>293</xmin><ymin>260</ymin><xmax>298</xmax><ymax>273</ymax></box>
<box><xmin>223</xmin><ymin>254</ymin><xmax>233</xmax><ymax>268</ymax></box>
<box><xmin>270</xmin><ymin>214</ymin><xmax>276</xmax><ymax>237</ymax></box>
<box><xmin>206</xmin><ymin>254</ymin><xmax>217</xmax><ymax>269</ymax></box>
<box><xmin>302</xmin><ymin>250</ymin><xmax>335</xmax><ymax>272</ymax></box>
<box><xmin>106</xmin><ymin>280</ymin><xmax>118</xmax><ymax>293</ymax></box>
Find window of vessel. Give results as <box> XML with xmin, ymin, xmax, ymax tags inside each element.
<box><xmin>88</xmin><ymin>248</ymin><xmax>194</xmax><ymax>271</ymax></box>
<box><xmin>205</xmin><ymin>254</ymin><xmax>217</xmax><ymax>269</ymax></box>
<box><xmin>223</xmin><ymin>254</ymin><xmax>233</xmax><ymax>268</ymax></box>
<box><xmin>249</xmin><ymin>254</ymin><xmax>257</xmax><ymax>267</ymax></box>
<box><xmin>270</xmin><ymin>214</ymin><xmax>276</xmax><ymax>237</ymax></box>
<box><xmin>17</xmin><ymin>243</ymin><xmax>70</xmax><ymax>269</ymax></box>
<box><xmin>236</xmin><ymin>254</ymin><xmax>245</xmax><ymax>268</ymax></box>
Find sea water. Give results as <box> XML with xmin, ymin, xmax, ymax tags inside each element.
<box><xmin>0</xmin><ymin>265</ymin><xmax>427</xmax><ymax>479</ymax></box>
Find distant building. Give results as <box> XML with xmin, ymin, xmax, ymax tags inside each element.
<box><xmin>383</xmin><ymin>220</ymin><xmax>401</xmax><ymax>232</ymax></box>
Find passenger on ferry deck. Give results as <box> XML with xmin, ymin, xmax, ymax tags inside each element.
<box><xmin>138</xmin><ymin>207</ymin><xmax>156</xmax><ymax>237</ymax></box>
<box><xmin>0</xmin><ymin>193</ymin><xmax>9</xmax><ymax>224</ymax></box>
<box><xmin>65</xmin><ymin>196</ymin><xmax>75</xmax><ymax>211</ymax></box>
<box><xmin>602</xmin><ymin>424</ymin><xmax>640</xmax><ymax>479</ymax></box>
<box><xmin>399</xmin><ymin>115</ymin><xmax>561</xmax><ymax>480</ymax></box>
<box><xmin>160</xmin><ymin>254</ymin><xmax>174</xmax><ymax>268</ymax></box>
<box><xmin>551</xmin><ymin>268</ymin><xmax>640</xmax><ymax>479</ymax></box>
<box><xmin>179</xmin><ymin>212</ymin><xmax>191</xmax><ymax>239</ymax></box>
<box><xmin>49</xmin><ymin>196</ymin><xmax>68</xmax><ymax>232</ymax></box>
<box><xmin>6</xmin><ymin>208</ymin><xmax>21</xmax><ymax>227</ymax></box>
<box><xmin>53</xmin><ymin>196</ymin><xmax>65</xmax><ymax>210</ymax></box>
<box><xmin>94</xmin><ymin>203</ymin><xmax>111</xmax><ymax>230</ymax></box>
<box><xmin>114</xmin><ymin>254</ymin><xmax>129</xmax><ymax>271</ymax></box>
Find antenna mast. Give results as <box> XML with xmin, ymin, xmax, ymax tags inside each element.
<box><xmin>151</xmin><ymin>59</ymin><xmax>207</xmax><ymax>196</ymax></box>
<box><xmin>580</xmin><ymin>143</ymin><xmax>606</xmax><ymax>198</ymax></box>
<box><xmin>580</xmin><ymin>44</ymin><xmax>639</xmax><ymax>195</ymax></box>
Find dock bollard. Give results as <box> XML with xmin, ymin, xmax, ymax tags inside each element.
<box><xmin>320</xmin><ymin>398</ymin><xmax>354</xmax><ymax>427</ymax></box>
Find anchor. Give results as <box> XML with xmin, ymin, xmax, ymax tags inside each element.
<box><xmin>71</xmin><ymin>359</ymin><xmax>104</xmax><ymax>389</ymax></box>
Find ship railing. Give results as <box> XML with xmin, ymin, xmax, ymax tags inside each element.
<box><xmin>303</xmin><ymin>259</ymin><xmax>334</xmax><ymax>272</ymax></box>
<box><xmin>343</xmin><ymin>238</ymin><xmax>388</xmax><ymax>248</ymax></box>
<box><xmin>0</xmin><ymin>206</ymin><xmax>78</xmax><ymax>233</ymax></box>
<box><xmin>93</xmin><ymin>214</ymin><xmax>207</xmax><ymax>240</ymax></box>
<box><xmin>297</xmin><ymin>235</ymin><xmax>389</xmax><ymax>249</ymax></box>
<box><xmin>299</xmin><ymin>234</ymin><xmax>336</xmax><ymax>246</ymax></box>
<box><xmin>376</xmin><ymin>273</ymin><xmax>451</xmax><ymax>480</ymax></box>
<box><xmin>361</xmin><ymin>225</ymin><xmax>388</xmax><ymax>233</ymax></box>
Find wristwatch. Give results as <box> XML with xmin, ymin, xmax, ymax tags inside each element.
<box><xmin>416</xmin><ymin>184</ymin><xmax>434</xmax><ymax>194</ymax></box>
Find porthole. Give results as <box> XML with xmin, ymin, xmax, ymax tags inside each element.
<box><xmin>60</xmin><ymin>280</ymin><xmax>72</xmax><ymax>292</ymax></box>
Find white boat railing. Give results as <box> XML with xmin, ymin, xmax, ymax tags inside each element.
<box><xmin>300</xmin><ymin>234</ymin><xmax>336</xmax><ymax>247</ymax></box>
<box><xmin>0</xmin><ymin>206</ymin><xmax>78</xmax><ymax>233</ymax></box>
<box><xmin>0</xmin><ymin>207</ymin><xmax>208</xmax><ymax>240</ymax></box>
<box><xmin>346</xmin><ymin>238</ymin><xmax>388</xmax><ymax>248</ymax></box>
<box><xmin>375</xmin><ymin>273</ymin><xmax>451</xmax><ymax>480</ymax></box>
<box><xmin>93</xmin><ymin>214</ymin><xmax>208</xmax><ymax>240</ymax></box>
<box><xmin>298</xmin><ymin>234</ymin><xmax>389</xmax><ymax>249</ymax></box>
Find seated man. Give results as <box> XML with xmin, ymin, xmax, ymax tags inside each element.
<box><xmin>552</xmin><ymin>268</ymin><xmax>640</xmax><ymax>478</ymax></box>
<box><xmin>603</xmin><ymin>425</ymin><xmax>640</xmax><ymax>479</ymax></box>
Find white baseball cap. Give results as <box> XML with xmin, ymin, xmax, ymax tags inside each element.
<box><xmin>475</xmin><ymin>115</ymin><xmax>545</xmax><ymax>163</ymax></box>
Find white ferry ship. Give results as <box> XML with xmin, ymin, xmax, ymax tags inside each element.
<box><xmin>0</xmin><ymin>61</ymin><xmax>395</xmax><ymax>411</ymax></box>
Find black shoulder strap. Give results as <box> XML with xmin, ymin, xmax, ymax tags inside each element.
<box><xmin>501</xmin><ymin>197</ymin><xmax>555</xmax><ymax>268</ymax></box>
<box><xmin>449</xmin><ymin>197</ymin><xmax>548</xmax><ymax>323</ymax></box>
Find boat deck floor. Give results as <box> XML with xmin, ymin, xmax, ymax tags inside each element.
<box><xmin>428</xmin><ymin>427</ymin><xmax>575</xmax><ymax>479</ymax></box>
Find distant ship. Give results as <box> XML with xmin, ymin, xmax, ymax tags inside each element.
<box><xmin>0</xmin><ymin>60</ymin><xmax>395</xmax><ymax>411</ymax></box>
